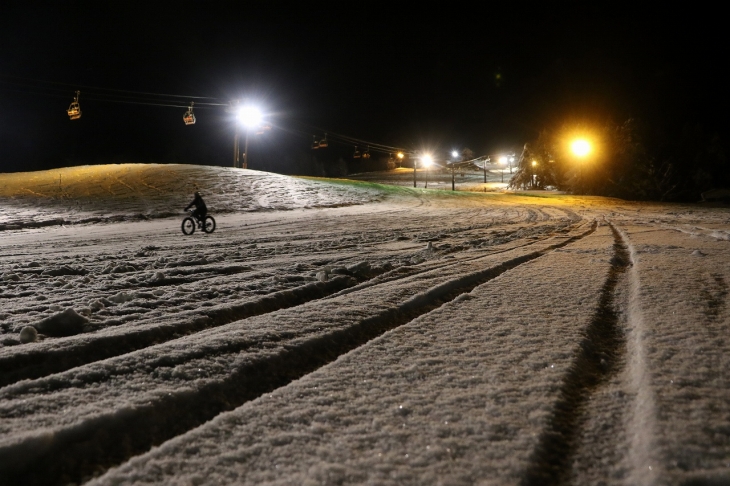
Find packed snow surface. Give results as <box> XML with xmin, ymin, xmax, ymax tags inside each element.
<box><xmin>1</xmin><ymin>164</ymin><xmax>729</xmax><ymax>485</ymax></box>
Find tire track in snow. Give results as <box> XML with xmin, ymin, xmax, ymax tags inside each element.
<box><xmin>0</xmin><ymin>221</ymin><xmax>586</xmax><ymax>387</ymax></box>
<box><xmin>0</xmin><ymin>275</ymin><xmax>359</xmax><ymax>388</ymax></box>
<box><xmin>330</xmin><ymin>221</ymin><xmax>591</xmax><ymax>299</ymax></box>
<box><xmin>522</xmin><ymin>222</ymin><xmax>631</xmax><ymax>485</ymax></box>
<box><xmin>0</xmin><ymin>222</ymin><xmax>597</xmax><ymax>486</ymax></box>
<box><xmin>619</xmin><ymin>226</ymin><xmax>659</xmax><ymax>486</ymax></box>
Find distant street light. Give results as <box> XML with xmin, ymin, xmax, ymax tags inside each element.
<box><xmin>397</xmin><ymin>152</ymin><xmax>404</xmax><ymax>168</ymax></box>
<box><xmin>233</xmin><ymin>105</ymin><xmax>264</xmax><ymax>169</ymax></box>
<box><xmin>570</xmin><ymin>138</ymin><xmax>592</xmax><ymax>188</ymax></box>
<box><xmin>571</xmin><ymin>139</ymin><xmax>591</xmax><ymax>157</ymax></box>
<box><xmin>531</xmin><ymin>160</ymin><xmax>538</xmax><ymax>187</ymax></box>
<box><xmin>450</xmin><ymin>152</ymin><xmax>458</xmax><ymax>191</ymax></box>
<box><xmin>498</xmin><ymin>155</ymin><xmax>508</xmax><ymax>181</ymax></box>
<box><xmin>422</xmin><ymin>154</ymin><xmax>433</xmax><ymax>188</ymax></box>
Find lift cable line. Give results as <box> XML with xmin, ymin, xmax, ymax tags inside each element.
<box><xmin>284</xmin><ymin>121</ymin><xmax>413</xmax><ymax>157</ymax></box>
<box><xmin>1</xmin><ymin>84</ymin><xmax>218</xmax><ymax>110</ymax></box>
<box><xmin>3</xmin><ymin>76</ymin><xmax>451</xmax><ymax>157</ymax></box>
<box><xmin>2</xmin><ymin>75</ymin><xmax>512</xmax><ymax>164</ymax></box>
<box><xmin>0</xmin><ymin>84</ymin><xmax>228</xmax><ymax>108</ymax></box>
<box><xmin>0</xmin><ymin>75</ymin><xmax>224</xmax><ymax>101</ymax></box>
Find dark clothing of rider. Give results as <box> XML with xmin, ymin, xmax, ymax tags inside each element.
<box><xmin>185</xmin><ymin>192</ymin><xmax>207</xmax><ymax>221</ymax></box>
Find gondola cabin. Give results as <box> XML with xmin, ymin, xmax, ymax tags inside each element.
<box><xmin>183</xmin><ymin>102</ymin><xmax>196</xmax><ymax>125</ymax></box>
<box><xmin>67</xmin><ymin>91</ymin><xmax>81</xmax><ymax>120</ymax></box>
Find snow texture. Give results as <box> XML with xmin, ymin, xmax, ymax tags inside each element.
<box><xmin>0</xmin><ymin>164</ymin><xmax>729</xmax><ymax>486</ymax></box>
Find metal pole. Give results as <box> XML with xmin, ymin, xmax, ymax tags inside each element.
<box><xmin>483</xmin><ymin>159</ymin><xmax>487</xmax><ymax>183</ymax></box>
<box><xmin>413</xmin><ymin>161</ymin><xmax>417</xmax><ymax>188</ymax></box>
<box><xmin>243</xmin><ymin>130</ymin><xmax>249</xmax><ymax>169</ymax></box>
<box><xmin>452</xmin><ymin>163</ymin><xmax>455</xmax><ymax>191</ymax></box>
<box><xmin>233</xmin><ymin>131</ymin><xmax>239</xmax><ymax>168</ymax></box>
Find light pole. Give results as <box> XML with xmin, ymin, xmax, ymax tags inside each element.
<box><xmin>483</xmin><ymin>157</ymin><xmax>490</xmax><ymax>183</ymax></box>
<box><xmin>397</xmin><ymin>151</ymin><xmax>404</xmax><ymax>169</ymax></box>
<box><xmin>571</xmin><ymin>139</ymin><xmax>592</xmax><ymax>190</ymax></box>
<box><xmin>509</xmin><ymin>154</ymin><xmax>515</xmax><ymax>174</ymax></box>
<box><xmin>451</xmin><ymin>150</ymin><xmax>459</xmax><ymax>191</ymax></box>
<box><xmin>422</xmin><ymin>154</ymin><xmax>433</xmax><ymax>188</ymax></box>
<box><xmin>413</xmin><ymin>156</ymin><xmax>417</xmax><ymax>188</ymax></box>
<box><xmin>498</xmin><ymin>157</ymin><xmax>506</xmax><ymax>183</ymax></box>
<box><xmin>235</xmin><ymin>106</ymin><xmax>263</xmax><ymax>169</ymax></box>
<box><xmin>233</xmin><ymin>130</ymin><xmax>240</xmax><ymax>168</ymax></box>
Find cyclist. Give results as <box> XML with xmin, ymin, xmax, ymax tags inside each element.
<box><xmin>185</xmin><ymin>191</ymin><xmax>207</xmax><ymax>224</ymax></box>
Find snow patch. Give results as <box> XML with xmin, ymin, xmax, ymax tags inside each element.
<box><xmin>19</xmin><ymin>327</ymin><xmax>38</xmax><ymax>344</ymax></box>
<box><xmin>34</xmin><ymin>308</ymin><xmax>88</xmax><ymax>337</ymax></box>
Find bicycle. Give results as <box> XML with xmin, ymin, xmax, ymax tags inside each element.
<box><xmin>182</xmin><ymin>210</ymin><xmax>216</xmax><ymax>235</ymax></box>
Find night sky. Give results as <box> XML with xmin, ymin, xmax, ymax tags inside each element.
<box><xmin>1</xmin><ymin>2</ymin><xmax>726</xmax><ymax>174</ymax></box>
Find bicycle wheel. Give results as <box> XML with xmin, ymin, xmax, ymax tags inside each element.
<box><xmin>203</xmin><ymin>215</ymin><xmax>216</xmax><ymax>234</ymax></box>
<box><xmin>181</xmin><ymin>217</ymin><xmax>196</xmax><ymax>235</ymax></box>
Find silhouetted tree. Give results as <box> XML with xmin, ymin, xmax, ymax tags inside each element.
<box><xmin>513</xmin><ymin>119</ymin><xmax>657</xmax><ymax>197</ymax></box>
<box><xmin>509</xmin><ymin>131</ymin><xmax>562</xmax><ymax>190</ymax></box>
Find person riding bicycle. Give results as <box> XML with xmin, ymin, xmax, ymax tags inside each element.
<box><xmin>185</xmin><ymin>191</ymin><xmax>207</xmax><ymax>223</ymax></box>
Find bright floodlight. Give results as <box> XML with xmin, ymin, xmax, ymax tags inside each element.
<box><xmin>421</xmin><ymin>154</ymin><xmax>433</xmax><ymax>167</ymax></box>
<box><xmin>531</xmin><ymin>160</ymin><xmax>537</xmax><ymax>167</ymax></box>
<box><xmin>451</xmin><ymin>150</ymin><xmax>459</xmax><ymax>158</ymax></box>
<box><xmin>397</xmin><ymin>152</ymin><xmax>404</xmax><ymax>159</ymax></box>
<box><xmin>498</xmin><ymin>156</ymin><xmax>507</xmax><ymax>164</ymax></box>
<box><xmin>237</xmin><ymin>106</ymin><xmax>263</xmax><ymax>127</ymax></box>
<box><xmin>571</xmin><ymin>139</ymin><xmax>591</xmax><ymax>157</ymax></box>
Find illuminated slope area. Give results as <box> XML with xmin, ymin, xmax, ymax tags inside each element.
<box><xmin>0</xmin><ymin>164</ymin><xmax>383</xmax><ymax>228</ymax></box>
<box><xmin>0</xmin><ymin>165</ymin><xmax>729</xmax><ymax>486</ymax></box>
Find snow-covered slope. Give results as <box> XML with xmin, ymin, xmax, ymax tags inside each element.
<box><xmin>0</xmin><ymin>164</ymin><xmax>383</xmax><ymax>229</ymax></box>
<box><xmin>1</xmin><ymin>165</ymin><xmax>729</xmax><ymax>485</ymax></box>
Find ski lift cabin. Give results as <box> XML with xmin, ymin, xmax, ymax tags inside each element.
<box><xmin>362</xmin><ymin>146</ymin><xmax>371</xmax><ymax>159</ymax></box>
<box><xmin>183</xmin><ymin>102</ymin><xmax>196</xmax><ymax>125</ymax></box>
<box><xmin>67</xmin><ymin>91</ymin><xmax>81</xmax><ymax>120</ymax></box>
<box><xmin>353</xmin><ymin>146</ymin><xmax>361</xmax><ymax>159</ymax></box>
<box><xmin>318</xmin><ymin>133</ymin><xmax>328</xmax><ymax>148</ymax></box>
<box><xmin>312</xmin><ymin>136</ymin><xmax>320</xmax><ymax>149</ymax></box>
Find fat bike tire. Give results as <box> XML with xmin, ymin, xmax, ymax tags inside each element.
<box><xmin>182</xmin><ymin>217</ymin><xmax>196</xmax><ymax>235</ymax></box>
<box><xmin>203</xmin><ymin>215</ymin><xmax>216</xmax><ymax>234</ymax></box>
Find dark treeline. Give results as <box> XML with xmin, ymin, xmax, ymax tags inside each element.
<box><xmin>509</xmin><ymin>119</ymin><xmax>728</xmax><ymax>202</ymax></box>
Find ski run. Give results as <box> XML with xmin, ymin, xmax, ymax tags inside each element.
<box><xmin>0</xmin><ymin>164</ymin><xmax>728</xmax><ymax>485</ymax></box>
